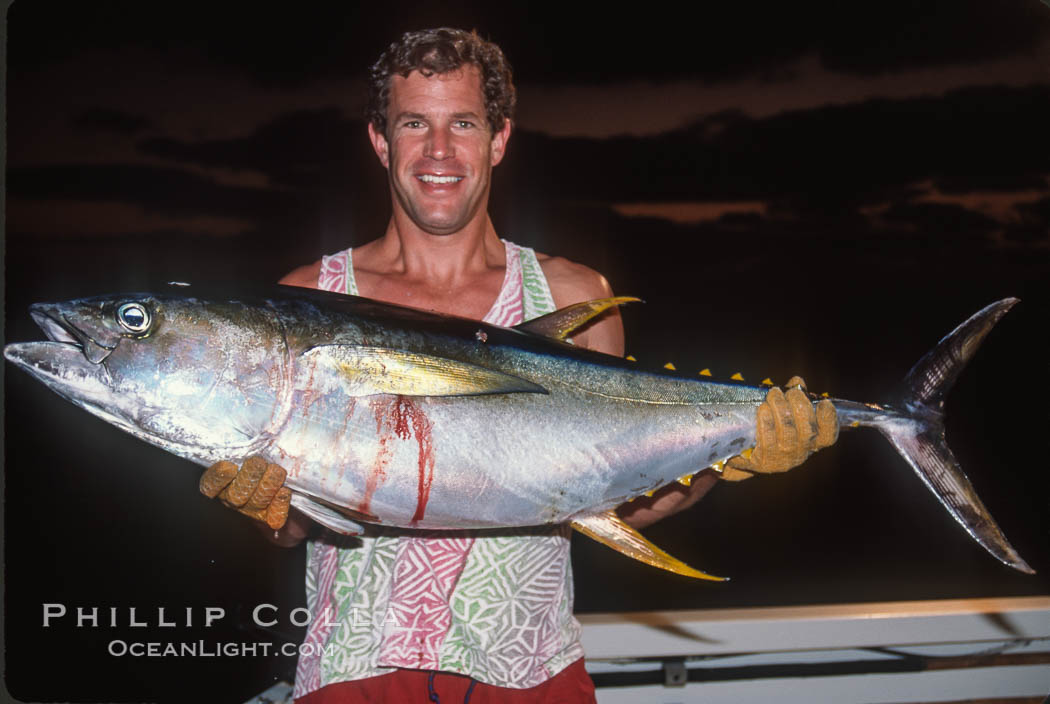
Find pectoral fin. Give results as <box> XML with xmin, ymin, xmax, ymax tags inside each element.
<box><xmin>516</xmin><ymin>297</ymin><xmax>640</xmax><ymax>341</ymax></box>
<box><xmin>289</xmin><ymin>493</ymin><xmax>366</xmax><ymax>536</ymax></box>
<box><xmin>572</xmin><ymin>510</ymin><xmax>726</xmax><ymax>581</ymax></box>
<box><xmin>304</xmin><ymin>345</ymin><xmax>548</xmax><ymax>397</ymax></box>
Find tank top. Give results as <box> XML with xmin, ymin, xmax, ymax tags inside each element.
<box><xmin>293</xmin><ymin>240</ymin><xmax>584</xmax><ymax>698</ymax></box>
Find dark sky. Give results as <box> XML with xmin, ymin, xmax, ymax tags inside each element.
<box><xmin>3</xmin><ymin>2</ymin><xmax>1050</xmax><ymax>701</ymax></box>
<box><xmin>9</xmin><ymin>0</ymin><xmax>1050</xmax><ymax>82</ymax></box>
<box><xmin>6</xmin><ymin>0</ymin><xmax>1050</xmax><ymax>256</ymax></box>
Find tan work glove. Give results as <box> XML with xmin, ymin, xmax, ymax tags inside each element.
<box><xmin>200</xmin><ymin>456</ymin><xmax>292</xmax><ymax>530</ymax></box>
<box><xmin>722</xmin><ymin>376</ymin><xmax>838</xmax><ymax>481</ymax></box>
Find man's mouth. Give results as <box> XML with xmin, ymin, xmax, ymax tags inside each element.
<box><xmin>417</xmin><ymin>174</ymin><xmax>463</xmax><ymax>184</ymax></box>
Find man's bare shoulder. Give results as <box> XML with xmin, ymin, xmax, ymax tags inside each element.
<box><xmin>535</xmin><ymin>252</ymin><xmax>623</xmax><ymax>356</ymax></box>
<box><xmin>278</xmin><ymin>261</ymin><xmax>322</xmax><ymax>290</ymax></box>
<box><xmin>535</xmin><ymin>253</ymin><xmax>614</xmax><ymax>306</ymax></box>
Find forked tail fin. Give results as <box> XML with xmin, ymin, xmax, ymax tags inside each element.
<box><xmin>876</xmin><ymin>298</ymin><xmax>1033</xmax><ymax>574</ymax></box>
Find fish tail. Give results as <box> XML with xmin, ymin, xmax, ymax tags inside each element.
<box><xmin>875</xmin><ymin>298</ymin><xmax>1033</xmax><ymax>574</ymax></box>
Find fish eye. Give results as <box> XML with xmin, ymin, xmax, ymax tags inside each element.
<box><xmin>116</xmin><ymin>302</ymin><xmax>152</xmax><ymax>334</ymax></box>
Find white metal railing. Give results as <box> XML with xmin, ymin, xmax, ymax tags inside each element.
<box><xmin>580</xmin><ymin>596</ymin><xmax>1050</xmax><ymax>703</ymax></box>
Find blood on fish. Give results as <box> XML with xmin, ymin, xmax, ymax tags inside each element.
<box><xmin>299</xmin><ymin>358</ymin><xmax>321</xmax><ymax>418</ymax></box>
<box><xmin>332</xmin><ymin>397</ymin><xmax>358</xmax><ymax>488</ymax></box>
<box><xmin>407</xmin><ymin>400</ymin><xmax>434</xmax><ymax>524</ymax></box>
<box><xmin>359</xmin><ymin>435</ymin><xmax>390</xmax><ymax>517</ymax></box>
<box><xmin>391</xmin><ymin>396</ymin><xmax>412</xmax><ymax>440</ymax></box>
<box><xmin>364</xmin><ymin>396</ymin><xmax>434</xmax><ymax>523</ymax></box>
<box><xmin>290</xmin><ymin>456</ymin><xmax>305</xmax><ymax>481</ymax></box>
<box><xmin>360</xmin><ymin>398</ymin><xmax>395</xmax><ymax>516</ymax></box>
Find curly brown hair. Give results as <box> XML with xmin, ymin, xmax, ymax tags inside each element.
<box><xmin>367</xmin><ymin>28</ymin><xmax>515</xmax><ymax>135</ymax></box>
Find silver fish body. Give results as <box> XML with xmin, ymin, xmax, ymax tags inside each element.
<box><xmin>277</xmin><ymin>348</ymin><xmax>764</xmax><ymax>529</ymax></box>
<box><xmin>3</xmin><ymin>287</ymin><xmax>1033</xmax><ymax>577</ymax></box>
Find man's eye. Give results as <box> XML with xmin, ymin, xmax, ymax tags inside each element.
<box><xmin>404</xmin><ymin>120</ymin><xmax>424</xmax><ymax>129</ymax></box>
<box><xmin>454</xmin><ymin>120</ymin><xmax>475</xmax><ymax>129</ymax></box>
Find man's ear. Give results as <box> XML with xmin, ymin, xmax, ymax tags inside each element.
<box><xmin>490</xmin><ymin>119</ymin><xmax>512</xmax><ymax>166</ymax></box>
<box><xmin>368</xmin><ymin>122</ymin><xmax>390</xmax><ymax>168</ymax></box>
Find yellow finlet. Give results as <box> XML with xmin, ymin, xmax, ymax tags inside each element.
<box><xmin>676</xmin><ymin>474</ymin><xmax>693</xmax><ymax>487</ymax></box>
<box><xmin>644</xmin><ymin>489</ymin><xmax>655</xmax><ymax>497</ymax></box>
<box><xmin>851</xmin><ymin>421</ymin><xmax>860</xmax><ymax>427</ymax></box>
<box><xmin>663</xmin><ymin>362</ymin><xmax>676</xmax><ymax>370</ymax></box>
<box><xmin>760</xmin><ymin>378</ymin><xmax>774</xmax><ymax>386</ymax></box>
<box><xmin>821</xmin><ymin>392</ymin><xmax>830</xmax><ymax>398</ymax></box>
<box><xmin>699</xmin><ymin>368</ymin><xmax>712</xmax><ymax>377</ymax></box>
<box><xmin>625</xmin><ymin>355</ymin><xmax>637</xmax><ymax>362</ymax></box>
<box><xmin>573</xmin><ymin>510</ymin><xmax>726</xmax><ymax>581</ymax></box>
<box><xmin>730</xmin><ymin>372</ymin><xmax>744</xmax><ymax>381</ymax></box>
<box><xmin>739</xmin><ymin>448</ymin><xmax>753</xmax><ymax>459</ymax></box>
<box><xmin>711</xmin><ymin>460</ymin><xmax>726</xmax><ymax>473</ymax></box>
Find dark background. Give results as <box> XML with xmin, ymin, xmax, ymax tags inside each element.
<box><xmin>4</xmin><ymin>1</ymin><xmax>1049</xmax><ymax>701</ymax></box>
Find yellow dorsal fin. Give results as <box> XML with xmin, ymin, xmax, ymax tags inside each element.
<box><xmin>572</xmin><ymin>510</ymin><xmax>726</xmax><ymax>581</ymax></box>
<box><xmin>699</xmin><ymin>368</ymin><xmax>712</xmax><ymax>377</ymax></box>
<box><xmin>515</xmin><ymin>297</ymin><xmax>641</xmax><ymax>341</ymax></box>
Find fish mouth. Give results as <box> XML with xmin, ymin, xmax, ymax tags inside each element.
<box><xmin>3</xmin><ymin>302</ymin><xmax>119</xmax><ymax>403</ymax></box>
<box><xmin>5</xmin><ymin>304</ymin><xmax>128</xmax><ymax>431</ymax></box>
<box><xmin>29</xmin><ymin>305</ymin><xmax>115</xmax><ymax>364</ymax></box>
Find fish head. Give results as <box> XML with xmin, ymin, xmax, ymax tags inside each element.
<box><xmin>4</xmin><ymin>294</ymin><xmax>288</xmax><ymax>463</ymax></box>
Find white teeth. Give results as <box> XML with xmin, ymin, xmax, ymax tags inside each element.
<box><xmin>418</xmin><ymin>174</ymin><xmax>462</xmax><ymax>184</ymax></box>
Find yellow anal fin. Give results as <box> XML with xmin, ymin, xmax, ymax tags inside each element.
<box><xmin>572</xmin><ymin>510</ymin><xmax>727</xmax><ymax>581</ymax></box>
<box><xmin>516</xmin><ymin>297</ymin><xmax>641</xmax><ymax>341</ymax></box>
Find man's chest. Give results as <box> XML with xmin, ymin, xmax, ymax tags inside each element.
<box><xmin>354</xmin><ymin>270</ymin><xmax>510</xmax><ymax>320</ymax></box>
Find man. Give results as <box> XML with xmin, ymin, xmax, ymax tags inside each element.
<box><xmin>205</xmin><ymin>28</ymin><xmax>836</xmax><ymax>702</ymax></box>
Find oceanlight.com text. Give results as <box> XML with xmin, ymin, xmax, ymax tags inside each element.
<box><xmin>107</xmin><ymin>640</ymin><xmax>335</xmax><ymax>658</ymax></box>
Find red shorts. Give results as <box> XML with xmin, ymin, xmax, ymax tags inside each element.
<box><xmin>294</xmin><ymin>658</ymin><xmax>596</xmax><ymax>703</ymax></box>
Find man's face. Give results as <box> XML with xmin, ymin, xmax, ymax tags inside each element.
<box><xmin>368</xmin><ymin>66</ymin><xmax>510</xmax><ymax>236</ymax></box>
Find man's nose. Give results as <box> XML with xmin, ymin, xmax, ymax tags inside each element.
<box><xmin>424</xmin><ymin>126</ymin><xmax>454</xmax><ymax>159</ymax></box>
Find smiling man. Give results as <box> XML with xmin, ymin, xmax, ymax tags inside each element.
<box><xmin>372</xmin><ymin>66</ymin><xmax>505</xmax><ymax>238</ymax></box>
<box><xmin>223</xmin><ymin>27</ymin><xmax>836</xmax><ymax>703</ymax></box>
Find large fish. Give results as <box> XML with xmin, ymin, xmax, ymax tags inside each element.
<box><xmin>3</xmin><ymin>286</ymin><xmax>1033</xmax><ymax>580</ymax></box>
